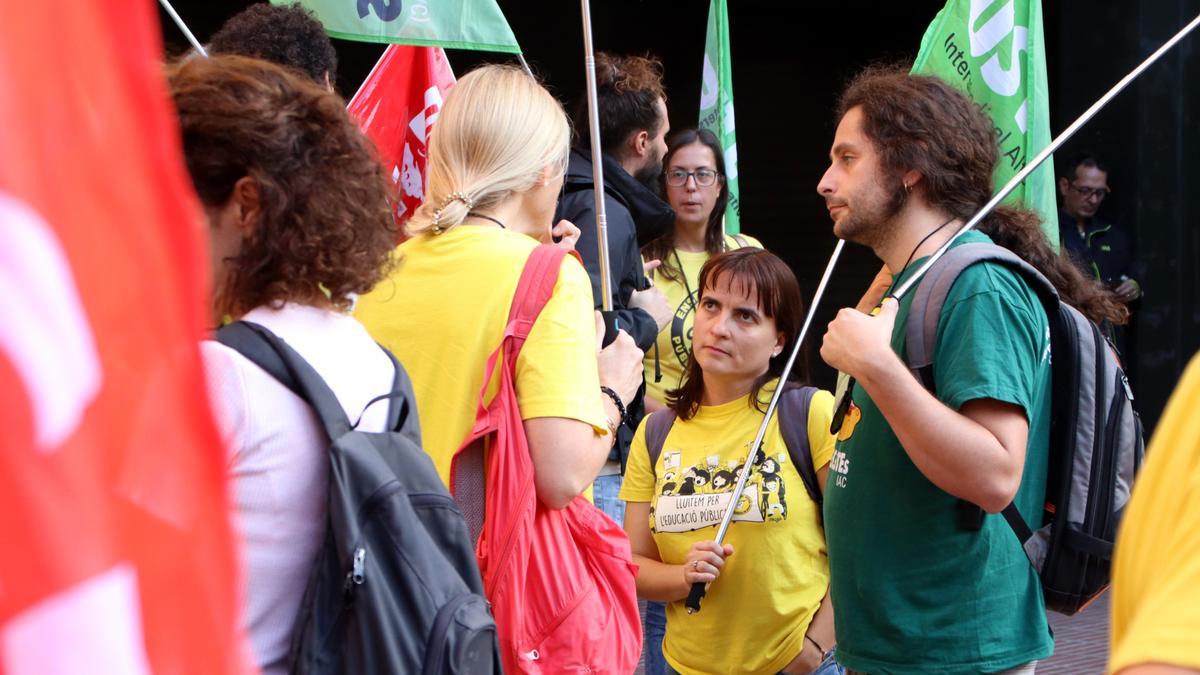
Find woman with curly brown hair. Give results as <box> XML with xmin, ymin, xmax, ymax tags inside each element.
<box><xmin>169</xmin><ymin>54</ymin><xmax>398</xmax><ymax>675</ymax></box>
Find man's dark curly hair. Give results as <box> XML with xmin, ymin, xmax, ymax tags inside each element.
<box><xmin>169</xmin><ymin>55</ymin><xmax>395</xmax><ymax>318</ymax></box>
<box><xmin>574</xmin><ymin>52</ymin><xmax>666</xmax><ymax>158</ymax></box>
<box><xmin>208</xmin><ymin>3</ymin><xmax>337</xmax><ymax>85</ymax></box>
<box><xmin>838</xmin><ymin>64</ymin><xmax>1127</xmax><ymax>326</ymax></box>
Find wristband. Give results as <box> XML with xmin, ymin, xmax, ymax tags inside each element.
<box><xmin>599</xmin><ymin>385</ymin><xmax>628</xmax><ymax>424</ymax></box>
<box><xmin>804</xmin><ymin>634</ymin><xmax>826</xmax><ymax>655</ymax></box>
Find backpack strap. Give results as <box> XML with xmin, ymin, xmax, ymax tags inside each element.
<box><xmin>903</xmin><ymin>242</ymin><xmax>1060</xmax><ymax>536</ymax></box>
<box><xmin>905</xmin><ymin>242</ymin><xmax>1059</xmax><ymax>393</ymax></box>
<box><xmin>455</xmin><ymin>244</ymin><xmax>568</xmax><ymax>542</ymax></box>
<box><xmin>215</xmin><ymin>321</ymin><xmax>352</xmax><ymax>439</ymax></box>
<box><xmin>776</xmin><ymin>385</ymin><xmax>822</xmax><ymax>508</ymax></box>
<box><xmin>506</xmin><ymin>245</ymin><xmax>569</xmax><ymax>359</ymax></box>
<box><xmin>644</xmin><ymin>410</ymin><xmax>678</xmax><ymax>476</ymax></box>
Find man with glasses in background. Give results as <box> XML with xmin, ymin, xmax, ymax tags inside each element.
<box><xmin>1057</xmin><ymin>154</ymin><xmax>1141</xmax><ymax>364</ymax></box>
<box><xmin>1058</xmin><ymin>154</ymin><xmax>1141</xmax><ymax>304</ymax></box>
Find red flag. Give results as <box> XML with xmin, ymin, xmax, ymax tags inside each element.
<box><xmin>348</xmin><ymin>45</ymin><xmax>456</xmax><ymax>229</ymax></box>
<box><xmin>0</xmin><ymin>2</ymin><xmax>248</xmax><ymax>674</ymax></box>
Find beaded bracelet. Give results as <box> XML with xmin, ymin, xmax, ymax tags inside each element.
<box><xmin>599</xmin><ymin>386</ymin><xmax>628</xmax><ymax>425</ymax></box>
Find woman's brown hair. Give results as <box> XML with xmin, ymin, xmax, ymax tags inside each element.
<box><xmin>839</xmin><ymin>65</ymin><xmax>1128</xmax><ymax>326</ymax></box>
<box><xmin>642</xmin><ymin>128</ymin><xmax>730</xmax><ymax>283</ymax></box>
<box><xmin>168</xmin><ymin>54</ymin><xmax>396</xmax><ymax>318</ymax></box>
<box><xmin>667</xmin><ymin>248</ymin><xmax>809</xmax><ymax>421</ymax></box>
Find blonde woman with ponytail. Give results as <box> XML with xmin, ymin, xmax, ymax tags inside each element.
<box><xmin>356</xmin><ymin>65</ymin><xmax>644</xmax><ymax>509</ymax></box>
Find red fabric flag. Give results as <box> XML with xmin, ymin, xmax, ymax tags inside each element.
<box><xmin>0</xmin><ymin>2</ymin><xmax>248</xmax><ymax>674</ymax></box>
<box><xmin>348</xmin><ymin>45</ymin><xmax>456</xmax><ymax>229</ymax></box>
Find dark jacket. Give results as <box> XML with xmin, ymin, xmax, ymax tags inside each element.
<box><xmin>556</xmin><ymin>148</ymin><xmax>675</xmax><ymax>352</ymax></box>
<box><xmin>556</xmin><ymin>148</ymin><xmax>675</xmax><ymax>469</ymax></box>
<box><xmin>1058</xmin><ymin>209</ymin><xmax>1140</xmax><ymax>291</ymax></box>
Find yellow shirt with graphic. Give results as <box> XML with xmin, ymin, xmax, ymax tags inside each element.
<box><xmin>354</xmin><ymin>226</ymin><xmax>607</xmax><ymax>486</ymax></box>
<box><xmin>1110</xmin><ymin>352</ymin><xmax>1200</xmax><ymax>673</ymax></box>
<box><xmin>620</xmin><ymin>385</ymin><xmax>835</xmax><ymax>675</ymax></box>
<box><xmin>643</xmin><ymin>234</ymin><xmax>763</xmax><ymax>405</ymax></box>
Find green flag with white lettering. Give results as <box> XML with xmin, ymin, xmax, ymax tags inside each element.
<box><xmin>912</xmin><ymin>0</ymin><xmax>1059</xmax><ymax>248</ymax></box>
<box><xmin>277</xmin><ymin>0</ymin><xmax>521</xmax><ymax>53</ymax></box>
<box><xmin>698</xmin><ymin>0</ymin><xmax>741</xmax><ymax>234</ymax></box>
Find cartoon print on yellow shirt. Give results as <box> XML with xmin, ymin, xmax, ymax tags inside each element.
<box><xmin>653</xmin><ymin>447</ymin><xmax>788</xmax><ymax>533</ymax></box>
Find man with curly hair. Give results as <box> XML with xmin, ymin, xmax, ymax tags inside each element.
<box><xmin>209</xmin><ymin>3</ymin><xmax>338</xmax><ymax>88</ymax></box>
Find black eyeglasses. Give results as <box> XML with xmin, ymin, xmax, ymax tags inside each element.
<box><xmin>665</xmin><ymin>168</ymin><xmax>720</xmax><ymax>187</ymax></box>
<box><xmin>1068</xmin><ymin>182</ymin><xmax>1111</xmax><ymax>200</ymax></box>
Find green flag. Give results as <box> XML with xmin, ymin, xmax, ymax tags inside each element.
<box><xmin>912</xmin><ymin>0</ymin><xmax>1059</xmax><ymax>248</ymax></box>
<box><xmin>698</xmin><ymin>0</ymin><xmax>741</xmax><ymax>234</ymax></box>
<box><xmin>277</xmin><ymin>0</ymin><xmax>521</xmax><ymax>53</ymax></box>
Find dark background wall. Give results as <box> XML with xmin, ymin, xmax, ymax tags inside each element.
<box><xmin>160</xmin><ymin>0</ymin><xmax>1200</xmax><ymax>432</ymax></box>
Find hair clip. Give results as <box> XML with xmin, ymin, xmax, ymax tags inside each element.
<box><xmin>431</xmin><ymin>191</ymin><xmax>474</xmax><ymax>233</ymax></box>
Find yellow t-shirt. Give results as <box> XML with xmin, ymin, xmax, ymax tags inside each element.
<box><xmin>1109</xmin><ymin>353</ymin><xmax>1200</xmax><ymax>673</ymax></box>
<box><xmin>354</xmin><ymin>226</ymin><xmax>607</xmax><ymax>485</ymax></box>
<box><xmin>619</xmin><ymin>385</ymin><xmax>835</xmax><ymax>675</ymax></box>
<box><xmin>643</xmin><ymin>234</ymin><xmax>763</xmax><ymax>405</ymax></box>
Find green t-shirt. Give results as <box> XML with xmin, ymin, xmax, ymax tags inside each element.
<box><xmin>824</xmin><ymin>231</ymin><xmax>1054</xmax><ymax>674</ymax></box>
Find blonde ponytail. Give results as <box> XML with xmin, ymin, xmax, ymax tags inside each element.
<box><xmin>407</xmin><ymin>65</ymin><xmax>570</xmax><ymax>237</ymax></box>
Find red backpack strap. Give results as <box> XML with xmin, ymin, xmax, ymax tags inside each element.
<box><xmin>505</xmin><ymin>244</ymin><xmax>568</xmax><ymax>361</ymax></box>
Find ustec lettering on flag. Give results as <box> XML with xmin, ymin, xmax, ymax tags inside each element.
<box><xmin>349</xmin><ymin>45</ymin><xmax>456</xmax><ymax>229</ymax></box>
<box><xmin>912</xmin><ymin>0</ymin><xmax>1059</xmax><ymax>247</ymax></box>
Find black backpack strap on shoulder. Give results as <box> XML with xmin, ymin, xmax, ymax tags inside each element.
<box><xmin>905</xmin><ymin>242</ymin><xmax>1059</xmax><ymax>393</ymax></box>
<box><xmin>215</xmin><ymin>320</ymin><xmax>352</xmax><ymax>439</ymax></box>
<box><xmin>216</xmin><ymin>321</ymin><xmax>300</xmax><ymax>397</ymax></box>
<box><xmin>903</xmin><ymin>242</ymin><xmax>1059</xmax><ymax>537</ymax></box>
<box><xmin>775</xmin><ymin>385</ymin><xmax>821</xmax><ymax>507</ymax></box>
<box><xmin>643</xmin><ymin>410</ymin><xmax>678</xmax><ymax>477</ymax></box>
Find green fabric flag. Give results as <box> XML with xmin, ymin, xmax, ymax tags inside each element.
<box><xmin>276</xmin><ymin>0</ymin><xmax>520</xmax><ymax>53</ymax></box>
<box><xmin>912</xmin><ymin>0</ymin><xmax>1059</xmax><ymax>249</ymax></box>
<box><xmin>698</xmin><ymin>0</ymin><xmax>741</xmax><ymax>234</ymax></box>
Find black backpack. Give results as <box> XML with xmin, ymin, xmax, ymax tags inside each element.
<box><xmin>904</xmin><ymin>242</ymin><xmax>1145</xmax><ymax>615</ymax></box>
<box><xmin>643</xmin><ymin>386</ymin><xmax>825</xmax><ymax>509</ymax></box>
<box><xmin>216</xmin><ymin>321</ymin><xmax>499</xmax><ymax>674</ymax></box>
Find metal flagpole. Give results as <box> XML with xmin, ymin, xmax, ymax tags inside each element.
<box><xmin>579</xmin><ymin>0</ymin><xmax>614</xmax><ymax>312</ymax></box>
<box><xmin>829</xmin><ymin>10</ymin><xmax>1200</xmax><ymax>433</ymax></box>
<box><xmin>684</xmin><ymin>239</ymin><xmax>846</xmax><ymax>613</ymax></box>
<box><xmin>158</xmin><ymin>0</ymin><xmax>208</xmax><ymax>57</ymax></box>
<box><xmin>516</xmin><ymin>53</ymin><xmax>535</xmax><ymax>79</ymax></box>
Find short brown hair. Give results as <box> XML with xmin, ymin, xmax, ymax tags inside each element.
<box><xmin>839</xmin><ymin>65</ymin><xmax>1127</xmax><ymax>325</ymax></box>
<box><xmin>575</xmin><ymin>53</ymin><xmax>666</xmax><ymax>157</ymax></box>
<box><xmin>169</xmin><ymin>55</ymin><xmax>395</xmax><ymax>317</ymax></box>
<box><xmin>668</xmin><ymin>248</ymin><xmax>809</xmax><ymax>420</ymax></box>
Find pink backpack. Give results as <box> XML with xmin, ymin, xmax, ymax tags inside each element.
<box><xmin>451</xmin><ymin>244</ymin><xmax>642</xmax><ymax>673</ymax></box>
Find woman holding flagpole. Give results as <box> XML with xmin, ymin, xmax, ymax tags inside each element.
<box><xmin>621</xmin><ymin>248</ymin><xmax>842</xmax><ymax>675</ymax></box>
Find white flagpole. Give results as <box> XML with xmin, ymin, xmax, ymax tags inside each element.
<box><xmin>158</xmin><ymin>0</ymin><xmax>208</xmax><ymax>57</ymax></box>
<box><xmin>579</xmin><ymin>0</ymin><xmax>614</xmax><ymax>312</ymax></box>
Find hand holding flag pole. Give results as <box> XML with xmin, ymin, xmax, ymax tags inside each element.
<box><xmin>829</xmin><ymin>10</ymin><xmax>1200</xmax><ymax>434</ymax></box>
<box><xmin>684</xmin><ymin>239</ymin><xmax>846</xmax><ymax>613</ymax></box>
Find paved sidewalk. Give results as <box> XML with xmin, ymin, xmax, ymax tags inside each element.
<box><xmin>1039</xmin><ymin>592</ymin><xmax>1111</xmax><ymax>674</ymax></box>
<box><xmin>634</xmin><ymin>592</ymin><xmax>1112</xmax><ymax>673</ymax></box>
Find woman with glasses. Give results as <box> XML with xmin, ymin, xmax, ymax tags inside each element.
<box><xmin>642</xmin><ymin>129</ymin><xmax>763</xmax><ymax>414</ymax></box>
<box><xmin>620</xmin><ymin>248</ymin><xmax>841</xmax><ymax>675</ymax></box>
